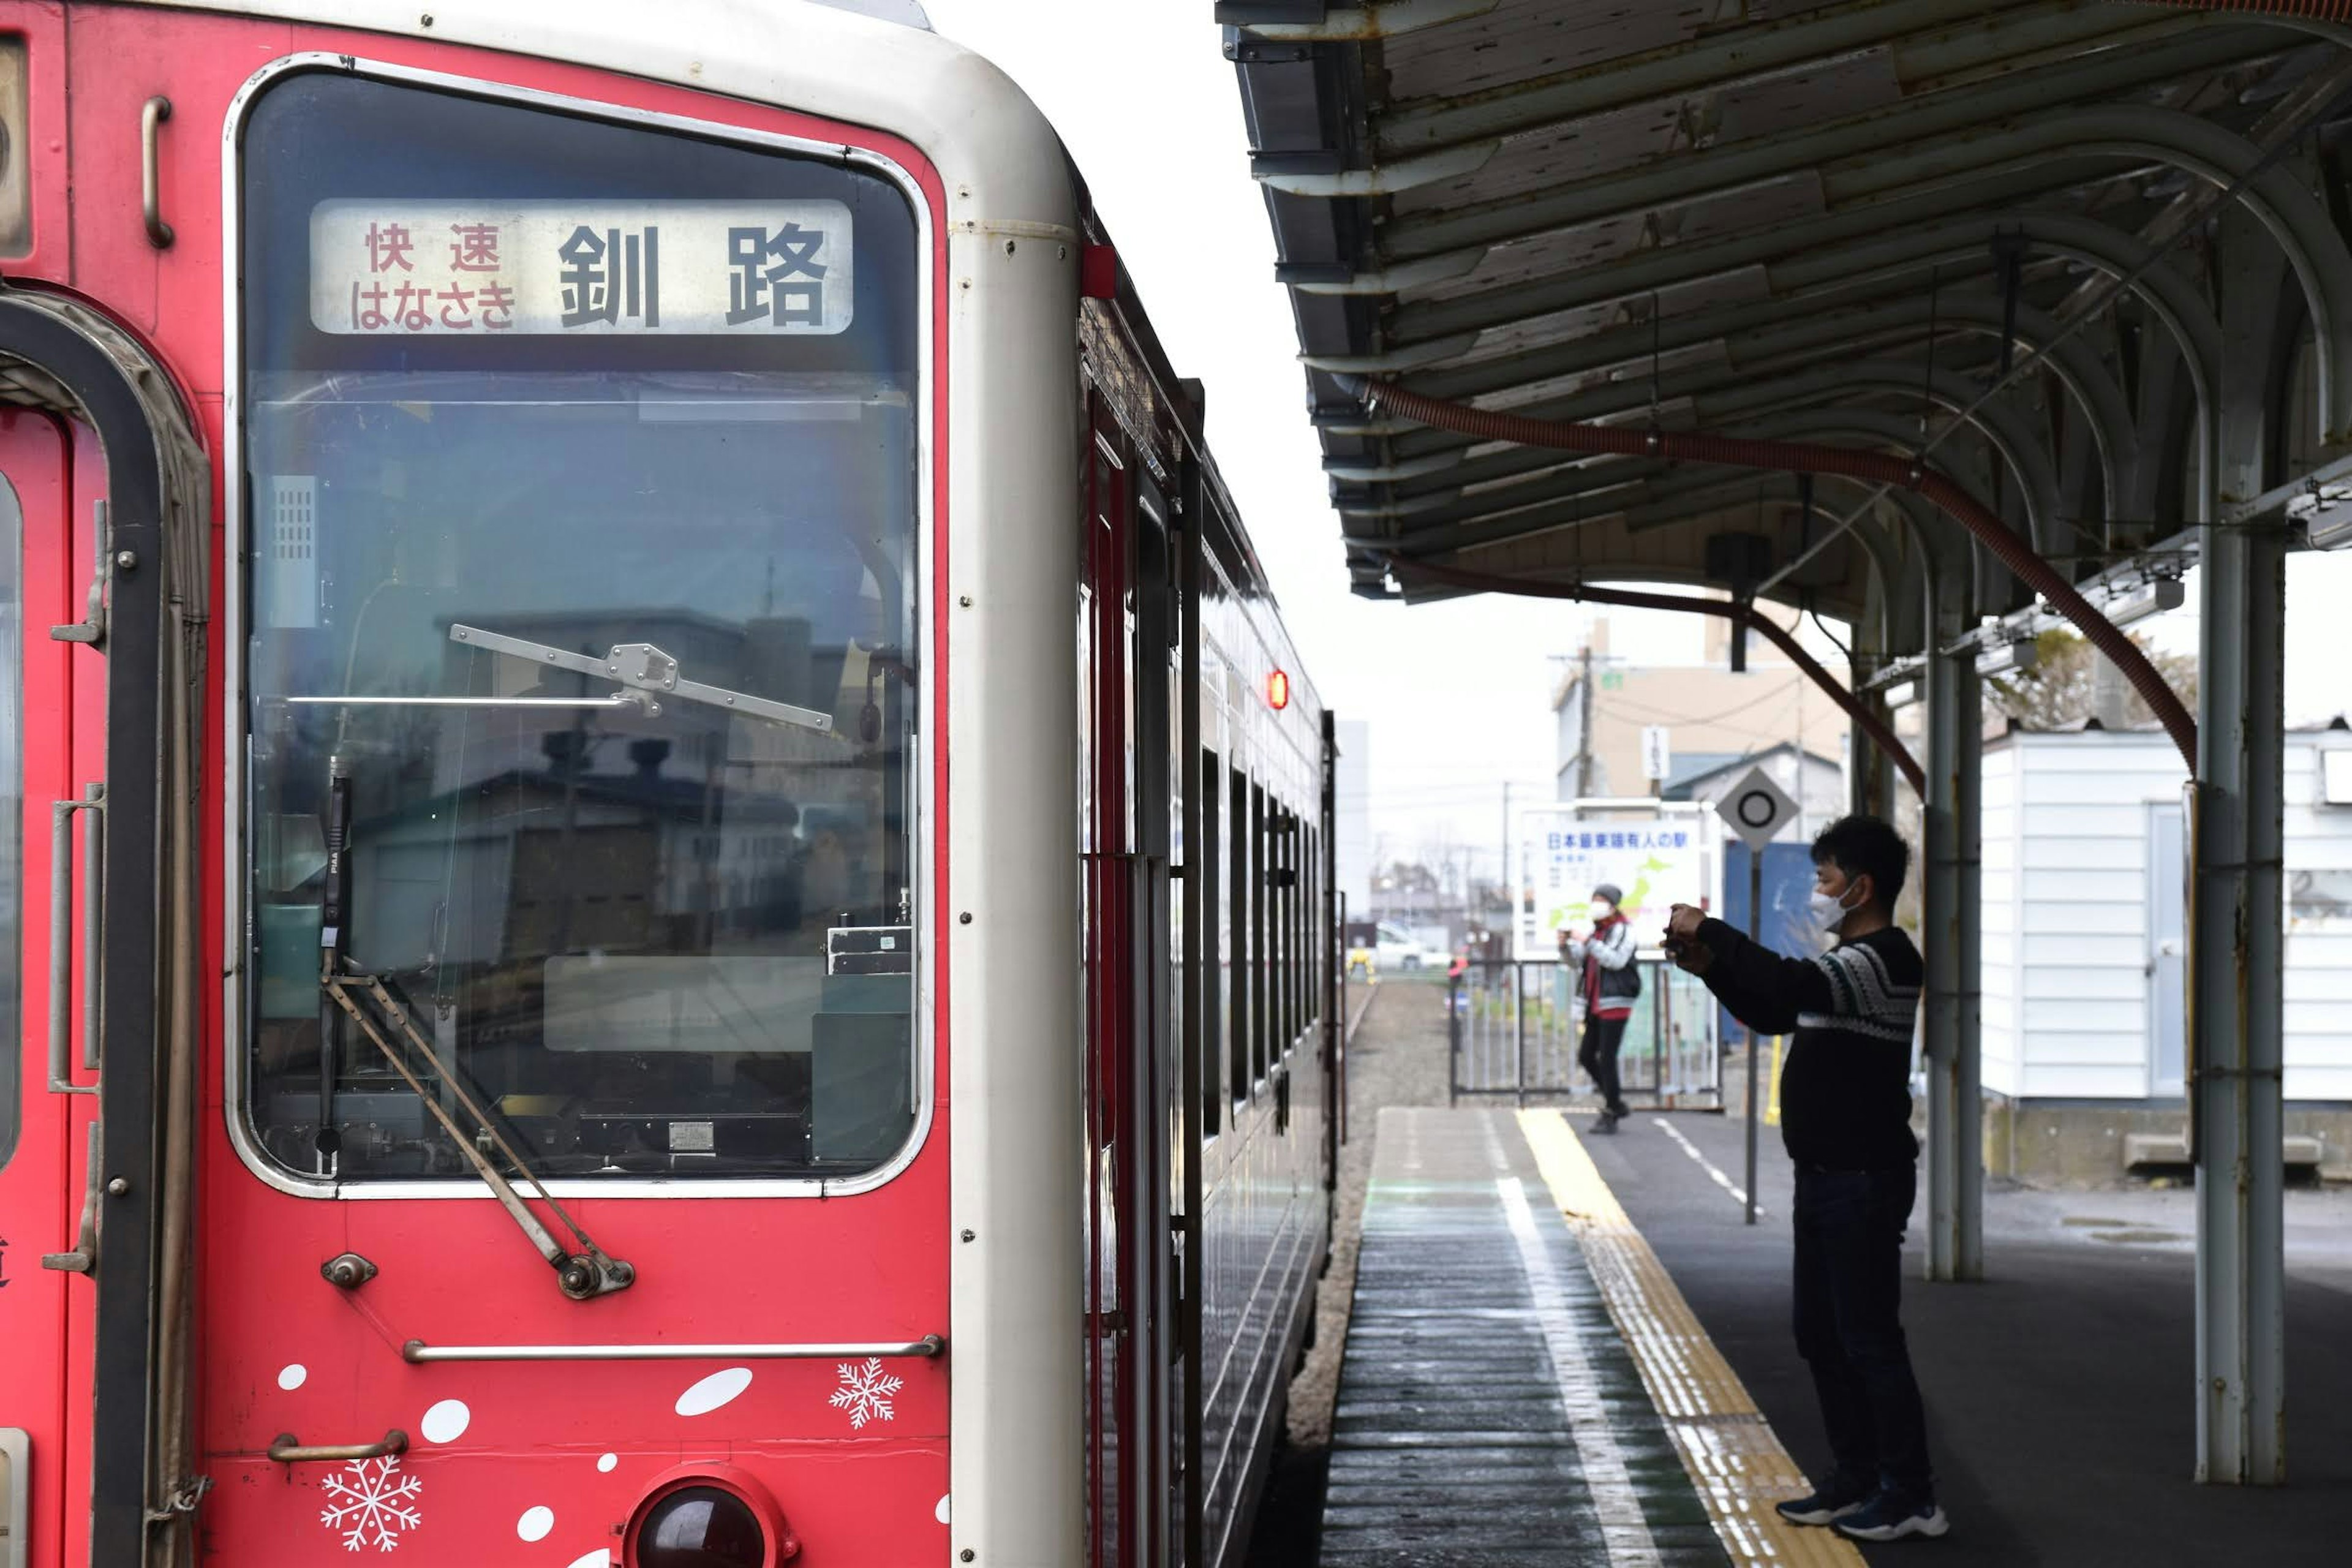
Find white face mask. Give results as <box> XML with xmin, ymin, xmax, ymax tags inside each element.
<box><xmin>1808</xmin><ymin>883</ymin><xmax>1860</xmax><ymax>933</ymax></box>
<box><xmin>1590</xmin><ymin>900</ymin><xmax>1614</xmax><ymax>919</ymax></box>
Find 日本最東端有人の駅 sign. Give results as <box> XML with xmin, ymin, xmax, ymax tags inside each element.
<box><xmin>1515</xmin><ymin>808</ymin><xmax>1710</xmax><ymax>954</ymax></box>
<box><xmin>308</xmin><ymin>200</ymin><xmax>857</xmax><ymax>336</ymax></box>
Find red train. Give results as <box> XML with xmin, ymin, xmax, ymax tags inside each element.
<box><xmin>0</xmin><ymin>3</ymin><xmax>1339</xmax><ymax>1564</ymax></box>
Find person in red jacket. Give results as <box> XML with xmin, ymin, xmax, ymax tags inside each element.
<box><xmin>1559</xmin><ymin>882</ymin><xmax>1638</xmax><ymax>1132</ymax></box>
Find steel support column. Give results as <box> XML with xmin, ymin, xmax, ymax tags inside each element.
<box><xmin>1954</xmin><ymin>662</ymin><xmax>1984</xmax><ymax>1281</ymax></box>
<box><xmin>1920</xmin><ymin>554</ymin><xmax>1980</xmax><ymax>1282</ymax></box>
<box><xmin>2193</xmin><ymin>209</ymin><xmax>2288</xmax><ymax>1485</ymax></box>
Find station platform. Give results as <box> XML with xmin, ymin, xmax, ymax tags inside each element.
<box><xmin>1322</xmin><ymin>1106</ymin><xmax>1857</xmax><ymax>1568</ymax></box>
<box><xmin>1315</xmin><ymin>1093</ymin><xmax>2352</xmax><ymax>1568</ymax></box>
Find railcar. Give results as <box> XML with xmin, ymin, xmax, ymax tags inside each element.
<box><xmin>0</xmin><ymin>3</ymin><xmax>1340</xmax><ymax>1565</ymax></box>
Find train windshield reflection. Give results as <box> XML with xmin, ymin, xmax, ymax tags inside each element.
<box><xmin>241</xmin><ymin>371</ymin><xmax>920</xmax><ymax>1180</ymax></box>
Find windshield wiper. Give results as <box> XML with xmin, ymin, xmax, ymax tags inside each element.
<box><xmin>449</xmin><ymin>623</ymin><xmax>835</xmax><ymax>734</ymax></box>
<box><xmin>320</xmin><ymin>966</ymin><xmax>636</xmax><ymax>1299</ymax></box>
<box><xmin>315</xmin><ymin>763</ymin><xmax>632</xmax><ymax>1301</ymax></box>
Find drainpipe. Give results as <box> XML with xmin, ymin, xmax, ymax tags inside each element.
<box><xmin>1333</xmin><ymin>372</ymin><xmax>2198</xmax><ymax>772</ymax></box>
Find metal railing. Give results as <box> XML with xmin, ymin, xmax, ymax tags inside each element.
<box><xmin>1447</xmin><ymin>957</ymin><xmax>1720</xmax><ymax>1109</ymax></box>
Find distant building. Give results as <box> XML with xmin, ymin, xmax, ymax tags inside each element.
<box><xmin>1551</xmin><ymin>610</ymin><xmax>1850</xmax><ymax>821</ymax></box>
<box><xmin>1662</xmin><ymin>742</ymin><xmax>1843</xmax><ymax>831</ymax></box>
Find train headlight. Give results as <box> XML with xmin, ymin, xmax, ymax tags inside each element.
<box><xmin>625</xmin><ymin>1465</ymin><xmax>797</xmax><ymax>1567</ymax></box>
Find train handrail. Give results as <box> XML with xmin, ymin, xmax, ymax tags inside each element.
<box><xmin>268</xmin><ymin>1430</ymin><xmax>406</xmax><ymax>1464</ymax></box>
<box><xmin>401</xmin><ymin>1335</ymin><xmax>946</xmax><ymax>1364</ymax></box>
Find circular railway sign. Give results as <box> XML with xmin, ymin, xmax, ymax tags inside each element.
<box><xmin>1714</xmin><ymin>765</ymin><xmax>1800</xmax><ymax>852</ymax></box>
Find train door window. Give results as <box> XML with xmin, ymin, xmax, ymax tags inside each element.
<box><xmin>1199</xmin><ymin>749</ymin><xmax>1221</xmax><ymax>1138</ymax></box>
<box><xmin>234</xmin><ymin>73</ymin><xmax>925</xmax><ymax>1183</ymax></box>
<box><xmin>1228</xmin><ymin>766</ymin><xmax>1248</xmax><ymax>1106</ymax></box>
<box><xmin>0</xmin><ymin>470</ymin><xmax>17</xmax><ymax>1167</ymax></box>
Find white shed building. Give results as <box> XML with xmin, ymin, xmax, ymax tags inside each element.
<box><xmin>1980</xmin><ymin>725</ymin><xmax>2352</xmax><ymax>1111</ymax></box>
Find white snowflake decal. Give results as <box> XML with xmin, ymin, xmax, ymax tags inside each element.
<box><xmin>318</xmin><ymin>1454</ymin><xmax>422</xmax><ymax>1552</ymax></box>
<box><xmin>827</xmin><ymin>1358</ymin><xmax>905</xmax><ymax>1429</ymax></box>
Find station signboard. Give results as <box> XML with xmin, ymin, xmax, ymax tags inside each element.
<box><xmin>1514</xmin><ymin>804</ymin><xmax>1713</xmax><ymax>956</ymax></box>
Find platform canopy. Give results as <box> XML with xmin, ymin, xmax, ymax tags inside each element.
<box><xmin>1220</xmin><ymin>6</ymin><xmax>2344</xmax><ymax>1483</ymax></box>
<box><xmin>1218</xmin><ymin>0</ymin><xmax>2352</xmax><ymax>669</ymax></box>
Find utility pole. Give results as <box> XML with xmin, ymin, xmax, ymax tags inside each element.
<box><xmin>1576</xmin><ymin>641</ymin><xmax>1596</xmax><ymax>797</ymax></box>
<box><xmin>1499</xmin><ymin>780</ymin><xmax>1511</xmax><ymax>939</ymax></box>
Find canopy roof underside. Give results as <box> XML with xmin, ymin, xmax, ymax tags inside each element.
<box><xmin>1221</xmin><ymin>0</ymin><xmax>2352</xmax><ymax>666</ymax></box>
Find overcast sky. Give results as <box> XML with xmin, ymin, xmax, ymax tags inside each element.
<box><xmin>920</xmin><ymin>1</ymin><xmax>2352</xmax><ymax>877</ymax></box>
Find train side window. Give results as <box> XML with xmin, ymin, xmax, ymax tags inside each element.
<box><xmin>1229</xmin><ymin>766</ymin><xmax>1249</xmax><ymax>1105</ymax></box>
<box><xmin>1251</xmin><ymin>781</ymin><xmax>1269</xmax><ymax>1087</ymax></box>
<box><xmin>233</xmin><ymin>74</ymin><xmax>926</xmax><ymax>1184</ymax></box>
<box><xmin>0</xmin><ymin>473</ymin><xmax>17</xmax><ymax>1170</ymax></box>
<box><xmin>1200</xmin><ymin>748</ymin><xmax>1221</xmax><ymax>1138</ymax></box>
<box><xmin>1307</xmin><ymin>823</ymin><xmax>1322</xmax><ymax>1027</ymax></box>
<box><xmin>1276</xmin><ymin>807</ymin><xmax>1294</xmax><ymax>1052</ymax></box>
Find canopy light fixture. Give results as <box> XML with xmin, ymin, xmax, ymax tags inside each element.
<box><xmin>2290</xmin><ymin>479</ymin><xmax>2352</xmax><ymax>551</ymax></box>
<box><xmin>1975</xmin><ymin>636</ymin><xmax>2040</xmax><ymax>678</ymax></box>
<box><xmin>2107</xmin><ymin>578</ymin><xmax>2186</xmax><ymax>628</ymax></box>
<box><xmin>1267</xmin><ymin>669</ymin><xmax>1291</xmax><ymax>710</ymax></box>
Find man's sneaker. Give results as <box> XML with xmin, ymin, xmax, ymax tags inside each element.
<box><xmin>1833</xmin><ymin>1491</ymin><xmax>1950</xmax><ymax>1542</ymax></box>
<box><xmin>1774</xmin><ymin>1482</ymin><xmax>1868</xmax><ymax>1528</ymax></box>
<box><xmin>1590</xmin><ymin>1111</ymin><xmax>1620</xmax><ymax>1134</ymax></box>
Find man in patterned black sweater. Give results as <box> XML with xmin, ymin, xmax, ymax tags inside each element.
<box><xmin>1664</xmin><ymin>815</ymin><xmax>1947</xmax><ymax>1544</ymax></box>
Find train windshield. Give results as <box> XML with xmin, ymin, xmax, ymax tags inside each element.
<box><xmin>236</xmin><ymin>74</ymin><xmax>925</xmax><ymax>1183</ymax></box>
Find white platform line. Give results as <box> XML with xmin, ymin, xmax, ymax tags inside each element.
<box><xmin>1497</xmin><ymin>1175</ymin><xmax>1664</xmax><ymax>1568</ymax></box>
<box><xmin>1651</xmin><ymin>1116</ymin><xmax>1763</xmax><ymax>1217</ymax></box>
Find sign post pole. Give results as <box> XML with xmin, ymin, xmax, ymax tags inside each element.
<box><xmin>1745</xmin><ymin>849</ymin><xmax>1762</xmax><ymax>1227</ymax></box>
<box><xmin>1711</xmin><ymin>764</ymin><xmax>1800</xmax><ymax>1229</ymax></box>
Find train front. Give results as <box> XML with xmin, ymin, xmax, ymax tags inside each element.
<box><xmin>0</xmin><ymin>3</ymin><xmax>1084</xmax><ymax>1566</ymax></box>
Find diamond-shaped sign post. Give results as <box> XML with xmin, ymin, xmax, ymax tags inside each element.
<box><xmin>1714</xmin><ymin>764</ymin><xmax>1799</xmax><ymax>853</ymax></box>
<box><xmin>1711</xmin><ymin>764</ymin><xmax>1798</xmax><ymax>1227</ymax></box>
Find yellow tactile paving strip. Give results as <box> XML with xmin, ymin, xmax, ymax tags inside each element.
<box><xmin>1518</xmin><ymin>1109</ymin><xmax>1869</xmax><ymax>1568</ymax></box>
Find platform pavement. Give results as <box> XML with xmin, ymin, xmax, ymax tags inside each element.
<box><xmin>1317</xmin><ymin>1101</ymin><xmax>2352</xmax><ymax>1567</ymax></box>
<box><xmin>1580</xmin><ymin>1103</ymin><xmax>2352</xmax><ymax>1568</ymax></box>
<box><xmin>1319</xmin><ymin>1106</ymin><xmax>1862</xmax><ymax>1568</ymax></box>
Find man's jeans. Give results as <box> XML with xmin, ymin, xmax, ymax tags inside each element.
<box><xmin>1792</xmin><ymin>1163</ymin><xmax>1933</xmax><ymax>1500</ymax></box>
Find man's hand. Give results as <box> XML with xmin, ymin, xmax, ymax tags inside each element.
<box><xmin>1663</xmin><ymin>903</ymin><xmax>1713</xmax><ymax>974</ymax></box>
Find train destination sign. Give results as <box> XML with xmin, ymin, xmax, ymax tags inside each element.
<box><xmin>308</xmin><ymin>199</ymin><xmax>857</xmax><ymax>336</ymax></box>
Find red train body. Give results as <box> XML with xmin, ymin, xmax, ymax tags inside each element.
<box><xmin>0</xmin><ymin>4</ymin><xmax>1336</xmax><ymax>1565</ymax></box>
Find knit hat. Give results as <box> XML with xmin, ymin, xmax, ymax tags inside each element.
<box><xmin>1592</xmin><ymin>883</ymin><xmax>1623</xmax><ymax>907</ymax></box>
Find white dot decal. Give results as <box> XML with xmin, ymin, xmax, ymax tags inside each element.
<box><xmin>935</xmin><ymin>1494</ymin><xmax>951</xmax><ymax>1525</ymax></box>
<box><xmin>564</xmin><ymin>1553</ymin><xmax>611</xmax><ymax>1568</ymax></box>
<box><xmin>518</xmin><ymin>1506</ymin><xmax>554</xmax><ymax>1542</ymax></box>
<box><xmin>419</xmin><ymin>1398</ymin><xmax>471</xmax><ymax>1443</ymax></box>
<box><xmin>596</xmin><ymin>1452</ymin><xmax>618</xmax><ymax>1474</ymax></box>
<box><xmin>674</xmin><ymin>1366</ymin><xmax>753</xmax><ymax>1417</ymax></box>
<box><xmin>276</xmin><ymin>1363</ymin><xmax>307</xmax><ymax>1391</ymax></box>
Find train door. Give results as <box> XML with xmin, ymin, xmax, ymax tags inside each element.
<box><xmin>1129</xmin><ymin>480</ymin><xmax>1176</xmax><ymax>1568</ymax></box>
<box><xmin>0</xmin><ymin>410</ymin><xmax>85</xmax><ymax>1568</ymax></box>
<box><xmin>1080</xmin><ymin>396</ymin><xmax>1177</xmax><ymax>1568</ymax></box>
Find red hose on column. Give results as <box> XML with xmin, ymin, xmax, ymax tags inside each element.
<box><xmin>1387</xmin><ymin>554</ymin><xmax>1929</xmax><ymax>797</ymax></box>
<box><xmin>2135</xmin><ymin>2</ymin><xmax>2352</xmax><ymax>18</ymax></box>
<box><xmin>1338</xmin><ymin>374</ymin><xmax>2198</xmax><ymax>771</ymax></box>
